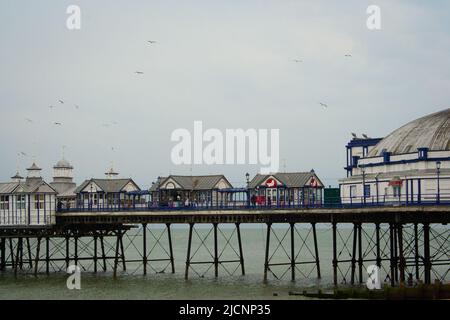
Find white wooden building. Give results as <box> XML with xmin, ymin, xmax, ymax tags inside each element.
<box><xmin>340</xmin><ymin>108</ymin><xmax>450</xmax><ymax>205</ymax></box>
<box><xmin>0</xmin><ymin>163</ymin><xmax>57</xmax><ymax>226</ymax></box>
<box><xmin>74</xmin><ymin>167</ymin><xmax>141</xmax><ymax>210</ymax></box>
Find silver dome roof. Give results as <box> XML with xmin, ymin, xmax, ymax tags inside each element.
<box><xmin>368</xmin><ymin>108</ymin><xmax>450</xmax><ymax>157</ymax></box>
<box><xmin>54</xmin><ymin>158</ymin><xmax>73</xmax><ymax>169</ymax></box>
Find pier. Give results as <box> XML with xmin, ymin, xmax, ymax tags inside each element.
<box><xmin>1</xmin><ymin>204</ymin><xmax>448</xmax><ymax>287</ymax></box>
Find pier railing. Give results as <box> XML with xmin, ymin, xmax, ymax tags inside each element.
<box><xmin>57</xmin><ymin>192</ymin><xmax>450</xmax><ymax>213</ymax></box>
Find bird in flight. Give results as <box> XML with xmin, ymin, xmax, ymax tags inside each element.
<box><xmin>148</xmin><ymin>40</ymin><xmax>157</xmax><ymax>44</ymax></box>
<box><xmin>59</xmin><ymin>100</ymin><xmax>64</xmax><ymax>104</ymax></box>
<box><xmin>319</xmin><ymin>102</ymin><xmax>328</xmax><ymax>108</ymax></box>
<box><xmin>344</xmin><ymin>54</ymin><xmax>352</xmax><ymax>57</ymax></box>
<box><xmin>75</xmin><ymin>105</ymin><xmax>80</xmax><ymax>109</ymax></box>
<box><xmin>25</xmin><ymin>118</ymin><xmax>33</xmax><ymax>123</ymax></box>
<box><xmin>135</xmin><ymin>71</ymin><xmax>144</xmax><ymax>75</ymax></box>
<box><xmin>54</xmin><ymin>122</ymin><xmax>62</xmax><ymax>126</ymax></box>
<box><xmin>19</xmin><ymin>151</ymin><xmax>27</xmax><ymax>157</ymax></box>
<box><xmin>293</xmin><ymin>59</ymin><xmax>303</xmax><ymax>63</ymax></box>
<box><xmin>49</xmin><ymin>105</ymin><xmax>56</xmax><ymax>109</ymax></box>
<box><xmin>351</xmin><ymin>132</ymin><xmax>358</xmax><ymax>138</ymax></box>
<box><xmin>362</xmin><ymin>134</ymin><xmax>370</xmax><ymax>139</ymax></box>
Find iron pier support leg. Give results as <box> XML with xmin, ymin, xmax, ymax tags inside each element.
<box><xmin>143</xmin><ymin>224</ymin><xmax>147</xmax><ymax>275</ymax></box>
<box><xmin>34</xmin><ymin>238</ymin><xmax>41</xmax><ymax>276</ymax></box>
<box><xmin>213</xmin><ymin>223</ymin><xmax>219</xmax><ymax>278</ymax></box>
<box><xmin>414</xmin><ymin>223</ymin><xmax>420</xmax><ymax>281</ymax></box>
<box><xmin>332</xmin><ymin>222</ymin><xmax>338</xmax><ymax>286</ymax></box>
<box><xmin>312</xmin><ymin>223</ymin><xmax>321</xmax><ymax>279</ymax></box>
<box><xmin>26</xmin><ymin>238</ymin><xmax>32</xmax><ymax>269</ymax></box>
<box><xmin>358</xmin><ymin>224</ymin><xmax>363</xmax><ymax>284</ymax></box>
<box><xmin>167</xmin><ymin>223</ymin><xmax>175</xmax><ymax>274</ymax></box>
<box><xmin>18</xmin><ymin>238</ymin><xmax>23</xmax><ymax>270</ymax></box>
<box><xmin>120</xmin><ymin>232</ymin><xmax>126</xmax><ymax>271</ymax></box>
<box><xmin>94</xmin><ymin>235</ymin><xmax>98</xmax><ymax>273</ymax></box>
<box><xmin>9</xmin><ymin>238</ymin><xmax>15</xmax><ymax>269</ymax></box>
<box><xmin>423</xmin><ymin>223</ymin><xmax>431</xmax><ymax>285</ymax></box>
<box><xmin>389</xmin><ymin>223</ymin><xmax>396</xmax><ymax>286</ymax></box>
<box><xmin>113</xmin><ymin>231</ymin><xmax>121</xmax><ymax>278</ymax></box>
<box><xmin>351</xmin><ymin>223</ymin><xmax>357</xmax><ymax>285</ymax></box>
<box><xmin>45</xmin><ymin>237</ymin><xmax>50</xmax><ymax>275</ymax></box>
<box><xmin>393</xmin><ymin>224</ymin><xmax>399</xmax><ymax>283</ymax></box>
<box><xmin>185</xmin><ymin>223</ymin><xmax>194</xmax><ymax>280</ymax></box>
<box><xmin>74</xmin><ymin>237</ymin><xmax>78</xmax><ymax>266</ymax></box>
<box><xmin>290</xmin><ymin>223</ymin><xmax>295</xmax><ymax>281</ymax></box>
<box><xmin>101</xmin><ymin>235</ymin><xmax>107</xmax><ymax>272</ymax></box>
<box><xmin>398</xmin><ymin>224</ymin><xmax>405</xmax><ymax>284</ymax></box>
<box><xmin>14</xmin><ymin>238</ymin><xmax>22</xmax><ymax>277</ymax></box>
<box><xmin>375</xmin><ymin>223</ymin><xmax>381</xmax><ymax>269</ymax></box>
<box><xmin>65</xmin><ymin>236</ymin><xmax>70</xmax><ymax>270</ymax></box>
<box><xmin>264</xmin><ymin>223</ymin><xmax>272</xmax><ymax>282</ymax></box>
<box><xmin>236</xmin><ymin>223</ymin><xmax>245</xmax><ymax>276</ymax></box>
<box><xmin>0</xmin><ymin>238</ymin><xmax>5</xmax><ymax>271</ymax></box>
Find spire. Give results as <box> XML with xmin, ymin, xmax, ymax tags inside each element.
<box><xmin>26</xmin><ymin>162</ymin><xmax>42</xmax><ymax>180</ymax></box>
<box><xmin>11</xmin><ymin>171</ymin><xmax>23</xmax><ymax>182</ymax></box>
<box><xmin>105</xmin><ymin>166</ymin><xmax>119</xmax><ymax>179</ymax></box>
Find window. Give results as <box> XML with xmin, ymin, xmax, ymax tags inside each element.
<box><xmin>364</xmin><ymin>185</ymin><xmax>371</xmax><ymax>198</ymax></box>
<box><xmin>0</xmin><ymin>196</ymin><xmax>9</xmax><ymax>210</ymax></box>
<box><xmin>350</xmin><ymin>185</ymin><xmax>357</xmax><ymax>198</ymax></box>
<box><xmin>34</xmin><ymin>194</ymin><xmax>45</xmax><ymax>210</ymax></box>
<box><xmin>16</xmin><ymin>195</ymin><xmax>26</xmax><ymax>209</ymax></box>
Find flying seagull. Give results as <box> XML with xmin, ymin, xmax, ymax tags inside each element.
<box><xmin>54</xmin><ymin>122</ymin><xmax>62</xmax><ymax>126</ymax></box>
<box><xmin>19</xmin><ymin>151</ymin><xmax>27</xmax><ymax>156</ymax></box>
<box><xmin>344</xmin><ymin>54</ymin><xmax>352</xmax><ymax>57</ymax></box>
<box><xmin>49</xmin><ymin>105</ymin><xmax>56</xmax><ymax>109</ymax></box>
<box><xmin>135</xmin><ymin>71</ymin><xmax>144</xmax><ymax>75</ymax></box>
<box><xmin>75</xmin><ymin>105</ymin><xmax>79</xmax><ymax>109</ymax></box>
<box><xmin>293</xmin><ymin>59</ymin><xmax>303</xmax><ymax>63</ymax></box>
<box><xmin>351</xmin><ymin>133</ymin><xmax>358</xmax><ymax>139</ymax></box>
<box><xmin>319</xmin><ymin>102</ymin><xmax>328</xmax><ymax>108</ymax></box>
<box><xmin>25</xmin><ymin>118</ymin><xmax>33</xmax><ymax>123</ymax></box>
<box><xmin>147</xmin><ymin>40</ymin><xmax>157</xmax><ymax>44</ymax></box>
<box><xmin>362</xmin><ymin>134</ymin><xmax>370</xmax><ymax>139</ymax></box>
<box><xmin>58</xmin><ymin>100</ymin><xmax>64</xmax><ymax>104</ymax></box>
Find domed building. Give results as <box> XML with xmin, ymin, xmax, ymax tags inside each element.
<box><xmin>50</xmin><ymin>157</ymin><xmax>77</xmax><ymax>208</ymax></box>
<box><xmin>340</xmin><ymin>108</ymin><xmax>450</xmax><ymax>205</ymax></box>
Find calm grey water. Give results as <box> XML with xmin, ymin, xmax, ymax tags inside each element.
<box><xmin>0</xmin><ymin>224</ymin><xmax>447</xmax><ymax>300</ymax></box>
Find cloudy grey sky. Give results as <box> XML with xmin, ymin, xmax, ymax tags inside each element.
<box><xmin>1</xmin><ymin>0</ymin><xmax>449</xmax><ymax>188</ymax></box>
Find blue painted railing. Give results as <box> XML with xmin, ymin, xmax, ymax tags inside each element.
<box><xmin>57</xmin><ymin>193</ymin><xmax>450</xmax><ymax>213</ymax></box>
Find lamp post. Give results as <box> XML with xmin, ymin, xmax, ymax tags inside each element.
<box><xmin>436</xmin><ymin>161</ymin><xmax>441</xmax><ymax>204</ymax></box>
<box><xmin>375</xmin><ymin>173</ymin><xmax>380</xmax><ymax>205</ymax></box>
<box><xmin>361</xmin><ymin>166</ymin><xmax>366</xmax><ymax>205</ymax></box>
<box><xmin>245</xmin><ymin>172</ymin><xmax>250</xmax><ymax>207</ymax></box>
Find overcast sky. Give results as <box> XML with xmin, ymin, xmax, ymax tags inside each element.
<box><xmin>0</xmin><ymin>0</ymin><xmax>449</xmax><ymax>188</ymax></box>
